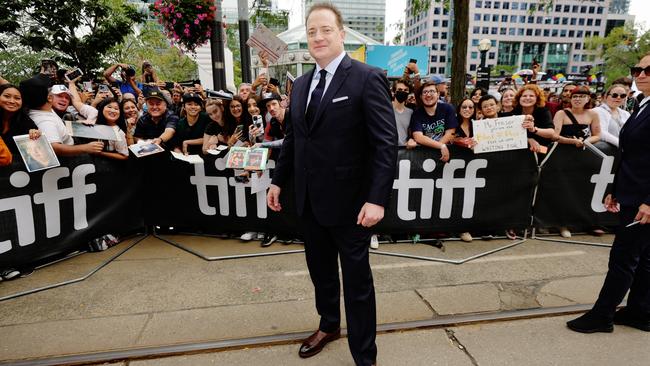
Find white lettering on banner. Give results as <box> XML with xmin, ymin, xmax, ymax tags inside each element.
<box><xmin>392</xmin><ymin>159</ymin><xmax>436</xmax><ymax>221</ymax></box>
<box><xmin>590</xmin><ymin>156</ymin><xmax>615</xmax><ymax>213</ymax></box>
<box><xmin>1</xmin><ymin>165</ymin><xmax>95</xmax><ymax>254</ymax></box>
<box><xmin>436</xmin><ymin>159</ymin><xmax>488</xmax><ymax>218</ymax></box>
<box><xmin>392</xmin><ymin>158</ymin><xmax>488</xmax><ymax>221</ymax></box>
<box><xmin>0</xmin><ymin>172</ymin><xmax>35</xmax><ymax>254</ymax></box>
<box><xmin>190</xmin><ymin>160</ymin><xmax>229</xmax><ymax>216</ymax></box>
<box><xmin>190</xmin><ymin>158</ymin><xmax>274</xmax><ymax>218</ymax></box>
<box><xmin>33</xmin><ymin>164</ymin><xmax>96</xmax><ymax>238</ymax></box>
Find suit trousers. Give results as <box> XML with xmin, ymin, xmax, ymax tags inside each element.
<box><xmin>592</xmin><ymin>206</ymin><xmax>650</xmax><ymax>320</ymax></box>
<box><xmin>300</xmin><ymin>201</ymin><xmax>377</xmax><ymax>366</ymax></box>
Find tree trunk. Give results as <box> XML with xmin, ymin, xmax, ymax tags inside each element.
<box><xmin>450</xmin><ymin>0</ymin><xmax>469</xmax><ymax>105</ymax></box>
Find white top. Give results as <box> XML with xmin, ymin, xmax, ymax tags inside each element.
<box><xmin>28</xmin><ymin>109</ymin><xmax>74</xmax><ymax>145</ymax></box>
<box><xmin>106</xmin><ymin>125</ymin><xmax>128</xmax><ymax>156</ymax></box>
<box><xmin>306</xmin><ymin>50</ymin><xmax>347</xmax><ymax>109</ymax></box>
<box><xmin>594</xmin><ymin>104</ymin><xmax>630</xmax><ymax>147</ymax></box>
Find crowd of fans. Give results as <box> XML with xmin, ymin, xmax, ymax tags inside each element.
<box><xmin>0</xmin><ymin>56</ymin><xmax>641</xmax><ymax>277</ymax></box>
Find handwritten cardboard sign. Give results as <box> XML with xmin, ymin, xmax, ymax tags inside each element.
<box><xmin>246</xmin><ymin>24</ymin><xmax>288</xmax><ymax>63</ymax></box>
<box><xmin>472</xmin><ymin>115</ymin><xmax>527</xmax><ymax>154</ymax></box>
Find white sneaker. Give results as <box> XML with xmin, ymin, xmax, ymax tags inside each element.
<box><xmin>370</xmin><ymin>235</ymin><xmax>379</xmax><ymax>249</ymax></box>
<box><xmin>560</xmin><ymin>227</ymin><xmax>572</xmax><ymax>238</ymax></box>
<box><xmin>460</xmin><ymin>232</ymin><xmax>473</xmax><ymax>242</ymax></box>
<box><xmin>240</xmin><ymin>232</ymin><xmax>257</xmax><ymax>241</ymax></box>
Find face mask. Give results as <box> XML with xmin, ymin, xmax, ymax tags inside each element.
<box><xmin>406</xmin><ymin>102</ymin><xmax>417</xmax><ymax>110</ymax></box>
<box><xmin>395</xmin><ymin>90</ymin><xmax>409</xmax><ymax>103</ymax></box>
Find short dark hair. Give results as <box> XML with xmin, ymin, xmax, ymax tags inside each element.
<box><xmin>562</xmin><ymin>82</ymin><xmax>578</xmax><ymax>92</ymax></box>
<box><xmin>478</xmin><ymin>94</ymin><xmax>498</xmax><ymax>110</ymax></box>
<box><xmin>19</xmin><ymin>75</ymin><xmax>50</xmax><ymax>110</ymax></box>
<box><xmin>392</xmin><ymin>79</ymin><xmax>411</xmax><ymax>93</ymax></box>
<box><xmin>306</xmin><ymin>2</ymin><xmax>344</xmax><ymax>29</ymax></box>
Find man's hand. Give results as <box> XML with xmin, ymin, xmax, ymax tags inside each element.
<box><xmin>357</xmin><ymin>202</ymin><xmax>384</xmax><ymax>227</ymax></box>
<box><xmin>634</xmin><ymin>203</ymin><xmax>650</xmax><ymax>224</ymax></box>
<box><xmin>267</xmin><ymin>184</ymin><xmax>282</xmax><ymax>212</ymax></box>
<box><xmin>406</xmin><ymin>138</ymin><xmax>418</xmax><ymax>150</ymax></box>
<box><xmin>604</xmin><ymin>194</ymin><xmax>620</xmax><ymax>213</ymax></box>
<box><xmin>440</xmin><ymin>144</ymin><xmax>450</xmax><ymax>162</ymax></box>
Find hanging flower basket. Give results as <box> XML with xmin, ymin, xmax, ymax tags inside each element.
<box><xmin>151</xmin><ymin>0</ymin><xmax>216</xmax><ymax>52</ymax></box>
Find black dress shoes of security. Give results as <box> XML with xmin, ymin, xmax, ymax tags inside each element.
<box><xmin>566</xmin><ymin>312</ymin><xmax>614</xmax><ymax>333</ymax></box>
<box><xmin>298</xmin><ymin>328</ymin><xmax>341</xmax><ymax>358</ymax></box>
<box><xmin>614</xmin><ymin>307</ymin><xmax>650</xmax><ymax>332</ymax></box>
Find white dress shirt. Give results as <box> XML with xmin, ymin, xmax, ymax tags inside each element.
<box><xmin>306</xmin><ymin>51</ymin><xmax>347</xmax><ymax>110</ymax></box>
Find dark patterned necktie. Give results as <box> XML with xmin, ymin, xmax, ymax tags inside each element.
<box><xmin>305</xmin><ymin>69</ymin><xmax>328</xmax><ymax>128</ymax></box>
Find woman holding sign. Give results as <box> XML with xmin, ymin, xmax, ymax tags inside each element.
<box><xmin>511</xmin><ymin>84</ymin><xmax>557</xmax><ymax>153</ymax></box>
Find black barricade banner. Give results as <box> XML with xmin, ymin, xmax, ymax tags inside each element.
<box><xmin>0</xmin><ymin>156</ymin><xmax>144</xmax><ymax>268</ymax></box>
<box><xmin>0</xmin><ymin>143</ymin><xmax>619</xmax><ymax>268</ymax></box>
<box><xmin>377</xmin><ymin>146</ymin><xmax>538</xmax><ymax>232</ymax></box>
<box><xmin>533</xmin><ymin>142</ymin><xmax>618</xmax><ymax>228</ymax></box>
<box><xmin>144</xmin><ymin>146</ymin><xmax>537</xmax><ymax>235</ymax></box>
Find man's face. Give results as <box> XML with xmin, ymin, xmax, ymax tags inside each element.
<box><xmin>420</xmin><ymin>85</ymin><xmax>439</xmax><ymax>107</ymax></box>
<box><xmin>306</xmin><ymin>9</ymin><xmax>345</xmax><ymax>67</ymax></box>
<box><xmin>238</xmin><ymin>84</ymin><xmax>251</xmax><ymax>100</ymax></box>
<box><xmin>634</xmin><ymin>55</ymin><xmax>650</xmax><ymax>95</ymax></box>
<box><xmin>51</xmin><ymin>93</ymin><xmax>71</xmax><ymax>112</ymax></box>
<box><xmin>562</xmin><ymin>85</ymin><xmax>577</xmax><ymax>99</ymax></box>
<box><xmin>266</xmin><ymin>99</ymin><xmax>283</xmax><ymax>119</ymax></box>
<box><xmin>172</xmin><ymin>92</ymin><xmax>182</xmax><ymax>104</ymax></box>
<box><xmin>146</xmin><ymin>98</ymin><xmax>167</xmax><ymax>118</ymax></box>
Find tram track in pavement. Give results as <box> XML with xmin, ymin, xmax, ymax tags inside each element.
<box><xmin>0</xmin><ymin>303</ymin><xmax>606</xmax><ymax>366</ymax></box>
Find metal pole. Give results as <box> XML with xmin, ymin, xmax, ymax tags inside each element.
<box><xmin>238</xmin><ymin>0</ymin><xmax>252</xmax><ymax>83</ymax></box>
<box><xmin>210</xmin><ymin>0</ymin><xmax>227</xmax><ymax>90</ymax></box>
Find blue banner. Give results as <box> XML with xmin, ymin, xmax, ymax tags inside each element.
<box><xmin>365</xmin><ymin>45</ymin><xmax>430</xmax><ymax>78</ymax></box>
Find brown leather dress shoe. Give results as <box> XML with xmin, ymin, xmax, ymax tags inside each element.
<box><xmin>298</xmin><ymin>328</ymin><xmax>341</xmax><ymax>358</ymax></box>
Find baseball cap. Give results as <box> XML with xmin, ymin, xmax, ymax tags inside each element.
<box><xmin>182</xmin><ymin>92</ymin><xmax>204</xmax><ymax>105</ymax></box>
<box><xmin>430</xmin><ymin>74</ymin><xmax>445</xmax><ymax>85</ymax></box>
<box><xmin>144</xmin><ymin>87</ymin><xmax>168</xmax><ymax>104</ymax></box>
<box><xmin>50</xmin><ymin>84</ymin><xmax>72</xmax><ymax>97</ymax></box>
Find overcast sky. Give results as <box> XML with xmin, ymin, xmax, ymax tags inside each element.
<box><xmin>277</xmin><ymin>0</ymin><xmax>650</xmax><ymax>44</ymax></box>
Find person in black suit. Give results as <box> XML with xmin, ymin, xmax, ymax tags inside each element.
<box><xmin>267</xmin><ymin>3</ymin><xmax>397</xmax><ymax>365</ymax></box>
<box><xmin>567</xmin><ymin>53</ymin><xmax>650</xmax><ymax>333</ymax></box>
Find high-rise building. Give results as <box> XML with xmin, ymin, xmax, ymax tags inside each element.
<box><xmin>304</xmin><ymin>0</ymin><xmax>386</xmax><ymax>43</ymax></box>
<box><xmin>404</xmin><ymin>0</ymin><xmax>632</xmax><ymax>76</ymax></box>
<box><xmin>606</xmin><ymin>0</ymin><xmax>634</xmax><ymax>36</ymax></box>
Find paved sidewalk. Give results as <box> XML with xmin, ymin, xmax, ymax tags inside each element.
<box><xmin>0</xmin><ymin>233</ymin><xmax>621</xmax><ymax>363</ymax></box>
<box><xmin>130</xmin><ymin>315</ymin><xmax>650</xmax><ymax>366</ymax></box>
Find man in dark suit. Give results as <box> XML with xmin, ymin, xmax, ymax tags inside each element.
<box><xmin>567</xmin><ymin>53</ymin><xmax>650</xmax><ymax>333</ymax></box>
<box><xmin>267</xmin><ymin>3</ymin><xmax>397</xmax><ymax>365</ymax></box>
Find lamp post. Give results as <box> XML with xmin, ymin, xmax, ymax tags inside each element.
<box><xmin>476</xmin><ymin>38</ymin><xmax>491</xmax><ymax>90</ymax></box>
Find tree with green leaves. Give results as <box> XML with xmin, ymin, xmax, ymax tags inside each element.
<box><xmin>0</xmin><ymin>0</ymin><xmax>144</xmax><ymax>77</ymax></box>
<box><xmin>586</xmin><ymin>24</ymin><xmax>650</xmax><ymax>86</ymax></box>
<box><xmin>106</xmin><ymin>22</ymin><xmax>198</xmax><ymax>83</ymax></box>
<box><xmin>251</xmin><ymin>0</ymin><xmax>289</xmax><ymax>35</ymax></box>
<box><xmin>409</xmin><ymin>0</ymin><xmax>468</xmax><ymax>105</ymax></box>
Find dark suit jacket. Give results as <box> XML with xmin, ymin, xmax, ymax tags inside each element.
<box><xmin>614</xmin><ymin>103</ymin><xmax>650</xmax><ymax>207</ymax></box>
<box><xmin>272</xmin><ymin>55</ymin><xmax>398</xmax><ymax>226</ymax></box>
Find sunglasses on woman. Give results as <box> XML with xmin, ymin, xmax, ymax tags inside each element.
<box><xmin>608</xmin><ymin>93</ymin><xmax>625</xmax><ymax>99</ymax></box>
<box><xmin>630</xmin><ymin>66</ymin><xmax>650</xmax><ymax>77</ymax></box>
